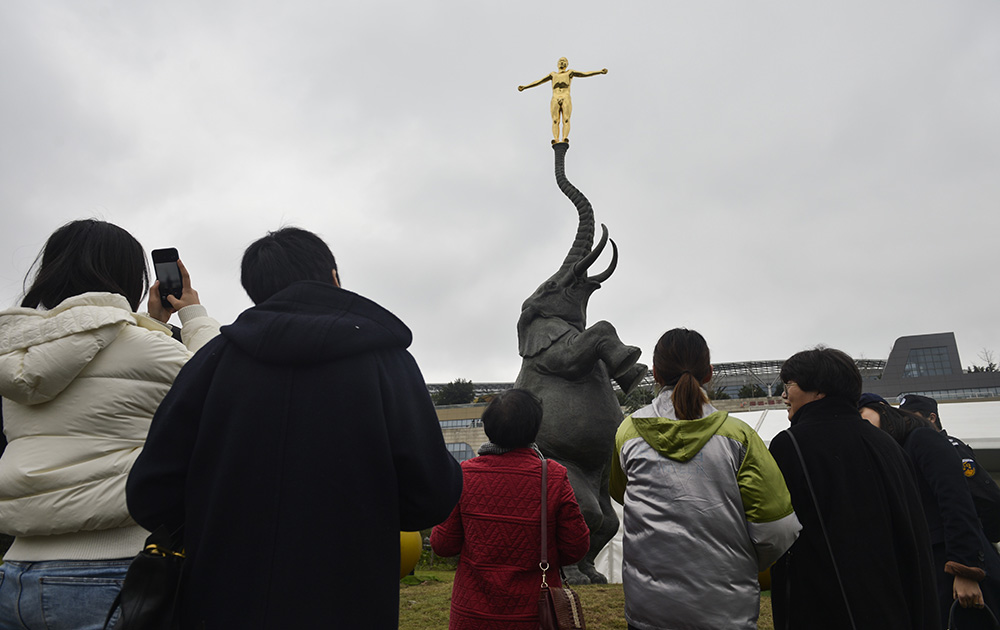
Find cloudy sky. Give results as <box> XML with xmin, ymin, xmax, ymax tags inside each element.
<box><xmin>2</xmin><ymin>1</ymin><xmax>998</xmax><ymax>384</ymax></box>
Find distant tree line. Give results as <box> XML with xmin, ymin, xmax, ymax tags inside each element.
<box><xmin>432</xmin><ymin>379</ymin><xmax>476</xmax><ymax>405</ymax></box>
<box><xmin>707</xmin><ymin>383</ymin><xmax>780</xmax><ymax>400</ymax></box>
<box><xmin>966</xmin><ymin>348</ymin><xmax>998</xmax><ymax>373</ymax></box>
<box><xmin>616</xmin><ymin>386</ymin><xmax>656</xmax><ymax>414</ymax></box>
<box><xmin>434</xmin><ymin>377</ymin><xmax>789</xmax><ymax>409</ymax></box>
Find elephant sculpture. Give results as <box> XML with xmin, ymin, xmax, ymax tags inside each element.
<box><xmin>514</xmin><ymin>142</ymin><xmax>646</xmax><ymax>584</ymax></box>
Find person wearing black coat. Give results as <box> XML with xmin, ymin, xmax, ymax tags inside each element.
<box><xmin>126</xmin><ymin>228</ymin><xmax>463</xmax><ymax>629</ymax></box>
<box><xmin>861</xmin><ymin>396</ymin><xmax>1000</xmax><ymax>629</ymax></box>
<box><xmin>900</xmin><ymin>393</ymin><xmax>1000</xmax><ymax>544</ymax></box>
<box><xmin>769</xmin><ymin>348</ymin><xmax>939</xmax><ymax>630</ymax></box>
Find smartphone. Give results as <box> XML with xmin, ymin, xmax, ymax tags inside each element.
<box><xmin>151</xmin><ymin>248</ymin><xmax>183</xmax><ymax>310</ymax></box>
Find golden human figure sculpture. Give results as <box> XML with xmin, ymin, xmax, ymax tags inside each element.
<box><xmin>519</xmin><ymin>57</ymin><xmax>608</xmax><ymax>144</ymax></box>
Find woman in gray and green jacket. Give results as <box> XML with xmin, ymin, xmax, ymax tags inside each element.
<box><xmin>610</xmin><ymin>328</ymin><xmax>801</xmax><ymax>630</ymax></box>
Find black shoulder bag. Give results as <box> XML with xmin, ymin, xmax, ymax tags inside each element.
<box><xmin>104</xmin><ymin>525</ymin><xmax>185</xmax><ymax>630</ymax></box>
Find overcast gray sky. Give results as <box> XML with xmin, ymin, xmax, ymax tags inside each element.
<box><xmin>2</xmin><ymin>1</ymin><xmax>998</xmax><ymax>384</ymax></box>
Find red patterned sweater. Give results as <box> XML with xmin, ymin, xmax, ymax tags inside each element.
<box><xmin>430</xmin><ymin>448</ymin><xmax>591</xmax><ymax>630</ymax></box>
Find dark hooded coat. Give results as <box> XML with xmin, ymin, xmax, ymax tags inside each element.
<box><xmin>768</xmin><ymin>397</ymin><xmax>939</xmax><ymax>630</ymax></box>
<box><xmin>127</xmin><ymin>281</ymin><xmax>462</xmax><ymax>629</ymax></box>
<box><xmin>894</xmin><ymin>425</ymin><xmax>1000</xmax><ymax>629</ymax></box>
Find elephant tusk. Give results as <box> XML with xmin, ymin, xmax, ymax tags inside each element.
<box><xmin>588</xmin><ymin>238</ymin><xmax>618</xmax><ymax>284</ymax></box>
<box><xmin>573</xmin><ymin>224</ymin><xmax>610</xmax><ymax>277</ymax></box>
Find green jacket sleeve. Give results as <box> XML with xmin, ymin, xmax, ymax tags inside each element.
<box><xmin>610</xmin><ymin>416</ymin><xmax>637</xmax><ymax>505</ymax></box>
<box><xmin>728</xmin><ymin>419</ymin><xmax>801</xmax><ymax>570</ymax></box>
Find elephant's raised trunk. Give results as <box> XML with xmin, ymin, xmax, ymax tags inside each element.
<box><xmin>554</xmin><ymin>142</ymin><xmax>595</xmax><ymax>271</ymax></box>
<box><xmin>554</xmin><ymin>142</ymin><xmax>616</xmax><ymax>283</ymax></box>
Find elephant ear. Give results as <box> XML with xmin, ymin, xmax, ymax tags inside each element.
<box><xmin>518</xmin><ymin>313</ymin><xmax>573</xmax><ymax>358</ymax></box>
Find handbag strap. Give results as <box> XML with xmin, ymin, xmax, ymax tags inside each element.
<box><xmin>786</xmin><ymin>429</ymin><xmax>857</xmax><ymax>630</ymax></box>
<box><xmin>539</xmin><ymin>456</ymin><xmax>550</xmax><ymax>586</ymax></box>
<box><xmin>949</xmin><ymin>599</ymin><xmax>1000</xmax><ymax>629</ymax></box>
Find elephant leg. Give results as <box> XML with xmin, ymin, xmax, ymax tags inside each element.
<box><xmin>587</xmin><ymin>321</ymin><xmax>641</xmax><ymax>379</ymax></box>
<box><xmin>559</xmin><ymin>461</ymin><xmax>604</xmax><ymax>585</ymax></box>
<box><xmin>579</xmin><ymin>482</ymin><xmax>619</xmax><ymax>584</ymax></box>
<box><xmin>533</xmin><ymin>323</ymin><xmax>639</xmax><ymax>382</ymax></box>
<box><xmin>614</xmin><ymin>362</ymin><xmax>648</xmax><ymax>395</ymax></box>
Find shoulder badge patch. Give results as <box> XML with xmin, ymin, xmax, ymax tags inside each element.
<box><xmin>963</xmin><ymin>459</ymin><xmax>977</xmax><ymax>478</ymax></box>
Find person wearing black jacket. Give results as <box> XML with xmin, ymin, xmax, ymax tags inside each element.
<box><xmin>769</xmin><ymin>348</ymin><xmax>938</xmax><ymax>630</ymax></box>
<box><xmin>861</xmin><ymin>396</ymin><xmax>1000</xmax><ymax>629</ymax></box>
<box><xmin>126</xmin><ymin>227</ymin><xmax>463</xmax><ymax>629</ymax></box>
<box><xmin>900</xmin><ymin>393</ymin><xmax>1000</xmax><ymax>544</ymax></box>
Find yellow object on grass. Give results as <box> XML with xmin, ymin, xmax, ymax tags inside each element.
<box><xmin>400</xmin><ymin>531</ymin><xmax>422</xmax><ymax>579</ymax></box>
<box><xmin>759</xmin><ymin>568</ymin><xmax>772</xmax><ymax>592</ymax></box>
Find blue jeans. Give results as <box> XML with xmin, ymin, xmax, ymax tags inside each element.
<box><xmin>0</xmin><ymin>559</ymin><xmax>130</xmax><ymax>630</ymax></box>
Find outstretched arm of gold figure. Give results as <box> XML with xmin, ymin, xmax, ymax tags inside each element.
<box><xmin>518</xmin><ymin>73</ymin><xmax>554</xmax><ymax>92</ymax></box>
<box><xmin>570</xmin><ymin>68</ymin><xmax>608</xmax><ymax>78</ymax></box>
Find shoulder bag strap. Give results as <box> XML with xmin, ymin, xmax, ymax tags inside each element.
<box><xmin>540</xmin><ymin>456</ymin><xmax>550</xmax><ymax>584</ymax></box>
<box><xmin>786</xmin><ymin>429</ymin><xmax>857</xmax><ymax>630</ymax></box>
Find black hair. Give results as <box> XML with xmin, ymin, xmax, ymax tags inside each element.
<box><xmin>21</xmin><ymin>219</ymin><xmax>148</xmax><ymax>311</ymax></box>
<box><xmin>653</xmin><ymin>328</ymin><xmax>711</xmax><ymax>421</ymax></box>
<box><xmin>481</xmin><ymin>389</ymin><xmax>543</xmax><ymax>449</ymax></box>
<box><xmin>899</xmin><ymin>395</ymin><xmax>943</xmax><ymax>431</ymax></box>
<box><xmin>901</xmin><ymin>406</ymin><xmax>943</xmax><ymax>431</ymax></box>
<box><xmin>780</xmin><ymin>347</ymin><xmax>862</xmax><ymax>405</ymax></box>
<box><xmin>920</xmin><ymin>412</ymin><xmax>944</xmax><ymax>432</ymax></box>
<box><xmin>240</xmin><ymin>227</ymin><xmax>338</xmax><ymax>304</ymax></box>
<box><xmin>861</xmin><ymin>401</ymin><xmax>927</xmax><ymax>445</ymax></box>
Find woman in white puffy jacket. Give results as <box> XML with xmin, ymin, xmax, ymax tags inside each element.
<box><xmin>0</xmin><ymin>219</ymin><xmax>219</xmax><ymax>630</ymax></box>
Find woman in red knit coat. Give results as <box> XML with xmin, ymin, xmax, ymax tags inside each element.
<box><xmin>431</xmin><ymin>389</ymin><xmax>591</xmax><ymax>630</ymax></box>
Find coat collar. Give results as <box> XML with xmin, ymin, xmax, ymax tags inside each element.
<box><xmin>789</xmin><ymin>395</ymin><xmax>861</xmax><ymax>426</ymax></box>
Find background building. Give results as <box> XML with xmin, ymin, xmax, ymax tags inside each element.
<box><xmin>434</xmin><ymin>331</ymin><xmax>999</xmax><ymax>465</ymax></box>
<box><xmin>861</xmin><ymin>332</ymin><xmax>1000</xmax><ymax>401</ymax></box>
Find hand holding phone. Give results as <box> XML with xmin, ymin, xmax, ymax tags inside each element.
<box><xmin>148</xmin><ymin>250</ymin><xmax>201</xmax><ymax>323</ymax></box>
<box><xmin>151</xmin><ymin>248</ymin><xmax>183</xmax><ymax>311</ymax></box>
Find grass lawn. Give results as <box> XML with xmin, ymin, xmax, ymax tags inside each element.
<box><xmin>400</xmin><ymin>570</ymin><xmax>774</xmax><ymax>630</ymax></box>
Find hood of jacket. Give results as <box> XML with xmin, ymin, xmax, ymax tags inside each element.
<box><xmin>629</xmin><ymin>389</ymin><xmax>728</xmax><ymax>462</ymax></box>
<box><xmin>220</xmin><ymin>281</ymin><xmax>412</xmax><ymax>366</ymax></box>
<box><xmin>0</xmin><ymin>292</ymin><xmax>168</xmax><ymax>405</ymax></box>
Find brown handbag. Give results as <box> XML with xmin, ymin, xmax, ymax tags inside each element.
<box><xmin>537</xmin><ymin>456</ymin><xmax>586</xmax><ymax>630</ymax></box>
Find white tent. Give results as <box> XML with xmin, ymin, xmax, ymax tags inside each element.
<box><xmin>737</xmin><ymin>399</ymin><xmax>1000</xmax><ymax>454</ymax></box>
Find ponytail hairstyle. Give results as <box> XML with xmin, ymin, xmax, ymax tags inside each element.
<box><xmin>653</xmin><ymin>328</ymin><xmax>712</xmax><ymax>420</ymax></box>
<box><xmin>21</xmin><ymin>219</ymin><xmax>148</xmax><ymax>311</ymax></box>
